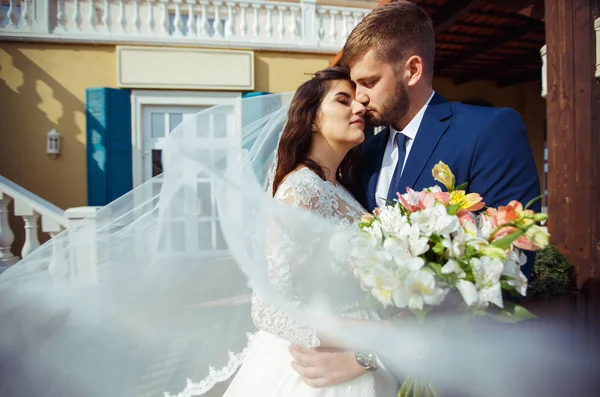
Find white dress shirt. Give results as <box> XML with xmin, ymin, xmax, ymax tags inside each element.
<box><xmin>375</xmin><ymin>91</ymin><xmax>436</xmax><ymax>208</ymax></box>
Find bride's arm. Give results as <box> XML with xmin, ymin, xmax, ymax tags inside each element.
<box><xmin>250</xmin><ymin>178</ymin><xmax>348</xmax><ymax>349</ymax></box>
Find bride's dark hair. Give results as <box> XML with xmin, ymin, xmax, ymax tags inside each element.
<box><xmin>271</xmin><ymin>66</ymin><xmax>361</xmax><ymax>196</ymax></box>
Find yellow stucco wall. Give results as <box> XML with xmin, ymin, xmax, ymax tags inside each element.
<box><xmin>0</xmin><ymin>42</ymin><xmax>117</xmax><ymax>210</ymax></box>
<box><xmin>254</xmin><ymin>51</ymin><xmax>332</xmax><ymax>92</ymax></box>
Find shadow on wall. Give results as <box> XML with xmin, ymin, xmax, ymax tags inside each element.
<box><xmin>0</xmin><ymin>45</ymin><xmax>88</xmax><ymax>256</ymax></box>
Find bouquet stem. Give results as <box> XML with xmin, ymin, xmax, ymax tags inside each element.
<box><xmin>397</xmin><ymin>376</ymin><xmax>440</xmax><ymax>397</ymax></box>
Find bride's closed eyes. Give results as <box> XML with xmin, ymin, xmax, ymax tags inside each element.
<box><xmin>334</xmin><ymin>92</ymin><xmax>353</xmax><ymax>106</ymax></box>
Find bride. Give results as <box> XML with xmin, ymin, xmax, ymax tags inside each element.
<box><xmin>222</xmin><ymin>66</ymin><xmax>399</xmax><ymax>397</ymax></box>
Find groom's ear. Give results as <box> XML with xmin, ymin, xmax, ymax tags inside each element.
<box><xmin>405</xmin><ymin>55</ymin><xmax>425</xmax><ymax>87</ymax></box>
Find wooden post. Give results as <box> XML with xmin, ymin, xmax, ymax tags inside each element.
<box><xmin>545</xmin><ymin>0</ymin><xmax>600</xmax><ymax>347</ymax></box>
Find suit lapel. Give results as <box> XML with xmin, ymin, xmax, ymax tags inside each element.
<box><xmin>364</xmin><ymin>127</ymin><xmax>389</xmax><ymax>211</ymax></box>
<box><xmin>397</xmin><ymin>93</ymin><xmax>453</xmax><ymax>191</ymax></box>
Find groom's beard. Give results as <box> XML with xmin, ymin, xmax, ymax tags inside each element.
<box><xmin>366</xmin><ymin>81</ymin><xmax>410</xmax><ymax>127</ymax></box>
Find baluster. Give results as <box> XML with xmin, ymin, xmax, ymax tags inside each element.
<box><xmin>277</xmin><ymin>6</ymin><xmax>285</xmax><ymax>40</ymax></box>
<box><xmin>6</xmin><ymin>0</ymin><xmax>17</xmax><ymax>27</ymax></box>
<box><xmin>47</xmin><ymin>232</ymin><xmax>63</xmax><ymax>280</ymax></box>
<box><xmin>265</xmin><ymin>5</ymin><xmax>273</xmax><ymax>38</ymax></box>
<box><xmin>0</xmin><ymin>3</ymin><xmax>5</xmax><ymax>27</ymax></box>
<box><xmin>224</xmin><ymin>2</ymin><xmax>234</xmax><ymax>38</ymax></box>
<box><xmin>173</xmin><ymin>0</ymin><xmax>183</xmax><ymax>36</ymax></box>
<box><xmin>186</xmin><ymin>0</ymin><xmax>196</xmax><ymax>36</ymax></box>
<box><xmin>102</xmin><ymin>0</ymin><xmax>111</xmax><ymax>32</ymax></box>
<box><xmin>290</xmin><ymin>6</ymin><xmax>298</xmax><ymax>40</ymax></box>
<box><xmin>118</xmin><ymin>0</ymin><xmax>126</xmax><ymax>32</ymax></box>
<box><xmin>0</xmin><ymin>195</ymin><xmax>18</xmax><ymax>267</ymax></box>
<box><xmin>252</xmin><ymin>4</ymin><xmax>259</xmax><ymax>37</ymax></box>
<box><xmin>21</xmin><ymin>0</ymin><xmax>30</xmax><ymax>27</ymax></box>
<box><xmin>72</xmin><ymin>0</ymin><xmax>82</xmax><ymax>31</ymax></box>
<box><xmin>21</xmin><ymin>214</ymin><xmax>40</xmax><ymax>258</ymax></box>
<box><xmin>239</xmin><ymin>3</ymin><xmax>248</xmax><ymax>37</ymax></box>
<box><xmin>147</xmin><ymin>0</ymin><xmax>155</xmax><ymax>34</ymax></box>
<box><xmin>132</xmin><ymin>0</ymin><xmax>141</xmax><ymax>33</ymax></box>
<box><xmin>341</xmin><ymin>11</ymin><xmax>349</xmax><ymax>40</ymax></box>
<box><xmin>160</xmin><ymin>0</ymin><xmax>169</xmax><ymax>34</ymax></box>
<box><xmin>317</xmin><ymin>9</ymin><xmax>325</xmax><ymax>43</ymax></box>
<box><xmin>329</xmin><ymin>10</ymin><xmax>337</xmax><ymax>44</ymax></box>
<box><xmin>56</xmin><ymin>0</ymin><xmax>66</xmax><ymax>31</ymax></box>
<box><xmin>89</xmin><ymin>0</ymin><xmax>97</xmax><ymax>31</ymax></box>
<box><xmin>198</xmin><ymin>1</ymin><xmax>208</xmax><ymax>37</ymax></box>
<box><xmin>213</xmin><ymin>2</ymin><xmax>223</xmax><ymax>38</ymax></box>
<box><xmin>352</xmin><ymin>12</ymin><xmax>362</xmax><ymax>29</ymax></box>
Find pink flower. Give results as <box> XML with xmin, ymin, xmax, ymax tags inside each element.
<box><xmin>397</xmin><ymin>188</ymin><xmax>439</xmax><ymax>212</ymax></box>
<box><xmin>486</xmin><ymin>202</ymin><xmax>544</xmax><ymax>251</ymax></box>
<box><xmin>397</xmin><ymin>190</ymin><xmax>420</xmax><ymax>213</ymax></box>
<box><xmin>433</xmin><ymin>192</ymin><xmax>451</xmax><ymax>206</ymax></box>
<box><xmin>457</xmin><ymin>210</ymin><xmax>476</xmax><ymax>228</ymax></box>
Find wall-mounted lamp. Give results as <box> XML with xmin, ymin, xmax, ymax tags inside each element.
<box><xmin>47</xmin><ymin>129</ymin><xmax>61</xmax><ymax>159</ymax></box>
<box><xmin>595</xmin><ymin>18</ymin><xmax>600</xmax><ymax>78</ymax></box>
<box><xmin>540</xmin><ymin>45</ymin><xmax>547</xmax><ymax>99</ymax></box>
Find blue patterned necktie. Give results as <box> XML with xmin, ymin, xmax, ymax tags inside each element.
<box><xmin>387</xmin><ymin>133</ymin><xmax>409</xmax><ymax>201</ymax></box>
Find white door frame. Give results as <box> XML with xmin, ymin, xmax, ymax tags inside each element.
<box><xmin>130</xmin><ymin>90</ymin><xmax>242</xmax><ymax>187</ymax></box>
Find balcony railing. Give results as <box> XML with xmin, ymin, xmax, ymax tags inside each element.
<box><xmin>0</xmin><ymin>0</ymin><xmax>372</xmax><ymax>53</ymax></box>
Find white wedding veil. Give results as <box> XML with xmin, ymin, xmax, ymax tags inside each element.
<box><xmin>0</xmin><ymin>92</ymin><xmax>597</xmax><ymax>397</ymax></box>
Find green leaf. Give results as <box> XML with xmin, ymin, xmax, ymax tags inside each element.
<box><xmin>428</xmin><ymin>262</ymin><xmax>443</xmax><ymax>274</ymax></box>
<box><xmin>455</xmin><ymin>181</ymin><xmax>469</xmax><ymax>191</ymax></box>
<box><xmin>487</xmin><ymin>303</ymin><xmax>537</xmax><ymax>323</ymax></box>
<box><xmin>491</xmin><ymin>229</ymin><xmax>526</xmax><ymax>250</ymax></box>
<box><xmin>523</xmin><ymin>195</ymin><xmax>543</xmax><ymax>210</ymax></box>
<box><xmin>446</xmin><ymin>203</ymin><xmax>461</xmax><ymax>215</ymax></box>
<box><xmin>432</xmin><ymin>240</ymin><xmax>445</xmax><ymax>256</ymax></box>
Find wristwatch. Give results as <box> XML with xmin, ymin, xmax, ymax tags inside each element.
<box><xmin>355</xmin><ymin>352</ymin><xmax>379</xmax><ymax>372</ymax></box>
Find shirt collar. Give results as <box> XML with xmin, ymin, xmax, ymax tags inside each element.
<box><xmin>390</xmin><ymin>90</ymin><xmax>436</xmax><ymax>141</ymax></box>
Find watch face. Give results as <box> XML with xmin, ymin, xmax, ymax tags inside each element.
<box><xmin>356</xmin><ymin>354</ymin><xmax>377</xmax><ymax>371</ymax></box>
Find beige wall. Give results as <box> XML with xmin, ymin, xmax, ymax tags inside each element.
<box><xmin>254</xmin><ymin>51</ymin><xmax>332</xmax><ymax>92</ymax></box>
<box><xmin>0</xmin><ymin>42</ymin><xmax>117</xmax><ymax>210</ymax></box>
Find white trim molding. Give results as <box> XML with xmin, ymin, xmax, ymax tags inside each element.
<box><xmin>130</xmin><ymin>90</ymin><xmax>242</xmax><ymax>187</ymax></box>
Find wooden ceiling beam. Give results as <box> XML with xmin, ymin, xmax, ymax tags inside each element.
<box><xmin>435</xmin><ymin>18</ymin><xmax>544</xmax><ymax>72</ymax></box>
<box><xmin>431</xmin><ymin>0</ymin><xmax>487</xmax><ymax>33</ymax></box>
<box><xmin>486</xmin><ymin>0</ymin><xmax>537</xmax><ymax>13</ymax></box>
<box><xmin>453</xmin><ymin>51</ymin><xmax>542</xmax><ymax>85</ymax></box>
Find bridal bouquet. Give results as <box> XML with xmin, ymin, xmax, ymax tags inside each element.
<box><xmin>347</xmin><ymin>161</ymin><xmax>549</xmax><ymax>397</ymax></box>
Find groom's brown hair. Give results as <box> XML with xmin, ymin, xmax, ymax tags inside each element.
<box><xmin>340</xmin><ymin>1</ymin><xmax>435</xmax><ymax>81</ymax></box>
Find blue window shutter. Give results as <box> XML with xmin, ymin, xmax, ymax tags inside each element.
<box><xmin>85</xmin><ymin>88</ymin><xmax>132</xmax><ymax>206</ymax></box>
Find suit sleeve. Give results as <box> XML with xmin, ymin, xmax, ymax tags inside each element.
<box><xmin>469</xmin><ymin>108</ymin><xmax>542</xmax><ymax>278</ymax></box>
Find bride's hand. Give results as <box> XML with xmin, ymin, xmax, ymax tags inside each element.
<box><xmin>288</xmin><ymin>344</ymin><xmax>366</xmax><ymax>388</ymax></box>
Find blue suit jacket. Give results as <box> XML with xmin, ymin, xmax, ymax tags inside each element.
<box><xmin>353</xmin><ymin>93</ymin><xmax>541</xmax><ymax>278</ymax></box>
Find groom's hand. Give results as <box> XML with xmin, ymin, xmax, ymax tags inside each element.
<box><xmin>289</xmin><ymin>345</ymin><xmax>366</xmax><ymax>388</ymax></box>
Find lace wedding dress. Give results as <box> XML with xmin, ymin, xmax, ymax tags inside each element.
<box><xmin>222</xmin><ymin>167</ymin><xmax>399</xmax><ymax>397</ymax></box>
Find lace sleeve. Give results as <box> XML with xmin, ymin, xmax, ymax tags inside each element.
<box><xmin>250</xmin><ymin>172</ymin><xmax>328</xmax><ymax>348</ymax></box>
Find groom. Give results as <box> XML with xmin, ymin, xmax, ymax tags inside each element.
<box><xmin>289</xmin><ymin>0</ymin><xmax>541</xmax><ymax>388</ymax></box>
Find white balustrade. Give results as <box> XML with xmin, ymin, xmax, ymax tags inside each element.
<box><xmin>0</xmin><ymin>0</ymin><xmax>372</xmax><ymax>53</ymax></box>
<box><xmin>0</xmin><ymin>176</ymin><xmax>68</xmax><ymax>273</ymax></box>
